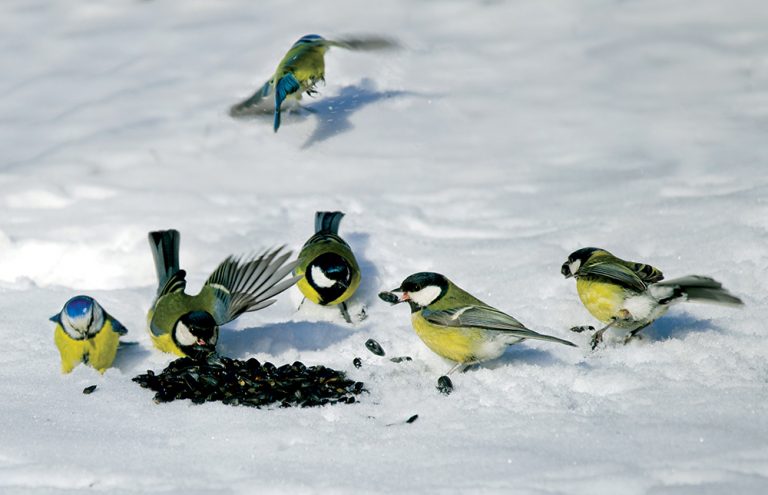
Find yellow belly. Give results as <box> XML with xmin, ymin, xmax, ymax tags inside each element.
<box><xmin>576</xmin><ymin>278</ymin><xmax>627</xmax><ymax>323</ymax></box>
<box><xmin>150</xmin><ymin>332</ymin><xmax>186</xmax><ymax>357</ymax></box>
<box><xmin>54</xmin><ymin>321</ymin><xmax>121</xmax><ymax>374</ymax></box>
<box><xmin>411</xmin><ymin>313</ymin><xmax>493</xmax><ymax>363</ymax></box>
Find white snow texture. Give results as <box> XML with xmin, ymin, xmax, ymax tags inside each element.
<box><xmin>1</xmin><ymin>1</ymin><xmax>767</xmax><ymax>494</ymax></box>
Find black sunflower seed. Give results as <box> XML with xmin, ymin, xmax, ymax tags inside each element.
<box><xmin>133</xmin><ymin>353</ymin><xmax>365</xmax><ymax>409</ymax></box>
<box><xmin>82</xmin><ymin>385</ymin><xmax>97</xmax><ymax>395</ymax></box>
<box><xmin>353</xmin><ymin>357</ymin><xmax>362</xmax><ymax>368</ymax></box>
<box><xmin>365</xmin><ymin>339</ymin><xmax>385</xmax><ymax>356</ymax></box>
<box><xmin>378</xmin><ymin>291</ymin><xmax>401</xmax><ymax>304</ymax></box>
<box><xmin>437</xmin><ymin>375</ymin><xmax>453</xmax><ymax>395</ymax></box>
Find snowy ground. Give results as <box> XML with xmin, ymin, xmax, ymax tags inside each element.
<box><xmin>2</xmin><ymin>0</ymin><xmax>768</xmax><ymax>493</ymax></box>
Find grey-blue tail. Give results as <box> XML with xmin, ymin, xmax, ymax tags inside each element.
<box><xmin>315</xmin><ymin>211</ymin><xmax>345</xmax><ymax>235</ymax></box>
<box><xmin>656</xmin><ymin>275</ymin><xmax>743</xmax><ymax>306</ymax></box>
<box><xmin>148</xmin><ymin>230</ymin><xmax>180</xmax><ymax>293</ymax></box>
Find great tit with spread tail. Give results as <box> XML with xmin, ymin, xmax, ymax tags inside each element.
<box><xmin>295</xmin><ymin>211</ymin><xmax>361</xmax><ymax>323</ymax></box>
<box><xmin>561</xmin><ymin>247</ymin><xmax>744</xmax><ymax>349</ymax></box>
<box><xmin>50</xmin><ymin>295</ymin><xmax>128</xmax><ymax>374</ymax></box>
<box><xmin>147</xmin><ymin>229</ymin><xmax>301</xmax><ymax>358</ymax></box>
<box><xmin>381</xmin><ymin>272</ymin><xmax>577</xmax><ymax>375</ymax></box>
<box><xmin>229</xmin><ymin>33</ymin><xmax>398</xmax><ymax>132</ymax></box>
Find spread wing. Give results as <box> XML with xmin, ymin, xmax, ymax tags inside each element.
<box><xmin>422</xmin><ymin>306</ymin><xmax>576</xmax><ymax>347</ymax></box>
<box><xmin>578</xmin><ymin>260</ymin><xmax>649</xmax><ymax>292</ymax></box>
<box><xmin>205</xmin><ymin>246</ymin><xmax>302</xmax><ymax>325</ymax></box>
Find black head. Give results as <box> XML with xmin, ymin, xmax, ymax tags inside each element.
<box><xmin>306</xmin><ymin>253</ymin><xmax>352</xmax><ymax>305</ymax></box>
<box><xmin>173</xmin><ymin>311</ymin><xmax>219</xmax><ymax>359</ymax></box>
<box><xmin>561</xmin><ymin>247</ymin><xmax>602</xmax><ymax>278</ymax></box>
<box><xmin>391</xmin><ymin>272</ymin><xmax>450</xmax><ymax>312</ymax></box>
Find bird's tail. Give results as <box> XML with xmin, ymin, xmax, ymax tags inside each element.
<box><xmin>229</xmin><ymin>80</ymin><xmax>273</xmax><ymax>118</ymax></box>
<box><xmin>653</xmin><ymin>275</ymin><xmax>743</xmax><ymax>306</ymax></box>
<box><xmin>314</xmin><ymin>211</ymin><xmax>345</xmax><ymax>235</ymax></box>
<box><xmin>328</xmin><ymin>36</ymin><xmax>400</xmax><ymax>51</ymax></box>
<box><xmin>148</xmin><ymin>230</ymin><xmax>180</xmax><ymax>294</ymax></box>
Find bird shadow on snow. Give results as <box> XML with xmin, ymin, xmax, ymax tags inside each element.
<box><xmin>642</xmin><ymin>312</ymin><xmax>719</xmax><ymax>342</ymax></box>
<box><xmin>343</xmin><ymin>231</ymin><xmax>382</xmax><ymax>308</ymax></box>
<box><xmin>217</xmin><ymin>321</ymin><xmax>352</xmax><ymax>359</ymax></box>
<box><xmin>300</xmin><ymin>79</ymin><xmax>414</xmax><ymax>148</ymax></box>
<box><xmin>113</xmin><ymin>342</ymin><xmax>153</xmax><ymax>373</ymax></box>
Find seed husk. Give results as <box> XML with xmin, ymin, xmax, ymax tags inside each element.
<box><xmin>82</xmin><ymin>385</ymin><xmax>97</xmax><ymax>395</ymax></box>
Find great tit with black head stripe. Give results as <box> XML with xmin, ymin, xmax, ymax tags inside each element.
<box><xmin>147</xmin><ymin>229</ymin><xmax>302</xmax><ymax>358</ymax></box>
<box><xmin>380</xmin><ymin>272</ymin><xmax>576</xmax><ymax>375</ymax></box>
<box><xmin>561</xmin><ymin>247</ymin><xmax>743</xmax><ymax>349</ymax></box>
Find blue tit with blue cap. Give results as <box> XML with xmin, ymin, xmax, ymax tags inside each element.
<box><xmin>50</xmin><ymin>295</ymin><xmax>128</xmax><ymax>374</ymax></box>
<box><xmin>229</xmin><ymin>33</ymin><xmax>398</xmax><ymax>132</ymax></box>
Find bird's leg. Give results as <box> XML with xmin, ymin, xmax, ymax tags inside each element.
<box><xmin>591</xmin><ymin>319</ymin><xmax>618</xmax><ymax>350</ymax></box>
<box><xmin>445</xmin><ymin>362</ymin><xmax>466</xmax><ymax>376</ymax></box>
<box><xmin>623</xmin><ymin>323</ymin><xmax>650</xmax><ymax>345</ymax></box>
<box><xmin>570</xmin><ymin>325</ymin><xmax>595</xmax><ymax>333</ymax></box>
<box><xmin>339</xmin><ymin>302</ymin><xmax>353</xmax><ymax>324</ymax></box>
<box><xmin>297</xmin><ymin>298</ymin><xmax>307</xmax><ymax>311</ymax></box>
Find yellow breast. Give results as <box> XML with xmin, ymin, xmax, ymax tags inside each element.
<box><xmin>54</xmin><ymin>320</ymin><xmax>122</xmax><ymax>374</ymax></box>
<box><xmin>411</xmin><ymin>313</ymin><xmax>494</xmax><ymax>364</ymax></box>
<box><xmin>150</xmin><ymin>332</ymin><xmax>186</xmax><ymax>357</ymax></box>
<box><xmin>576</xmin><ymin>278</ymin><xmax>627</xmax><ymax>323</ymax></box>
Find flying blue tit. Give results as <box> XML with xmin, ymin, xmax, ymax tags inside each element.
<box><xmin>147</xmin><ymin>229</ymin><xmax>302</xmax><ymax>358</ymax></box>
<box><xmin>51</xmin><ymin>295</ymin><xmax>128</xmax><ymax>374</ymax></box>
<box><xmin>561</xmin><ymin>247</ymin><xmax>744</xmax><ymax>349</ymax></box>
<box><xmin>381</xmin><ymin>272</ymin><xmax>577</xmax><ymax>375</ymax></box>
<box><xmin>295</xmin><ymin>211</ymin><xmax>361</xmax><ymax>323</ymax></box>
<box><xmin>229</xmin><ymin>33</ymin><xmax>398</xmax><ymax>132</ymax></box>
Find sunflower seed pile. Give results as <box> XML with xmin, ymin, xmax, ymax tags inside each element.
<box><xmin>133</xmin><ymin>354</ymin><xmax>364</xmax><ymax>408</ymax></box>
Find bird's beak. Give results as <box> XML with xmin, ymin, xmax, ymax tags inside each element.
<box><xmin>196</xmin><ymin>338</ymin><xmax>207</xmax><ymax>346</ymax></box>
<box><xmin>49</xmin><ymin>314</ymin><xmax>61</xmax><ymax>323</ymax></box>
<box><xmin>561</xmin><ymin>262</ymin><xmax>573</xmax><ymax>278</ymax></box>
<box><xmin>393</xmin><ymin>289</ymin><xmax>410</xmax><ymax>302</ymax></box>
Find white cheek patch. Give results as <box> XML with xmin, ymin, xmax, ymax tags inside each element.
<box><xmin>570</xmin><ymin>259</ymin><xmax>581</xmax><ymax>275</ymax></box>
<box><xmin>175</xmin><ymin>321</ymin><xmax>197</xmax><ymax>346</ymax></box>
<box><xmin>311</xmin><ymin>265</ymin><xmax>336</xmax><ymax>288</ymax></box>
<box><xmin>408</xmin><ymin>285</ymin><xmax>442</xmax><ymax>307</ymax></box>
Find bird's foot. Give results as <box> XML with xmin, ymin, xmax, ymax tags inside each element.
<box><xmin>570</xmin><ymin>325</ymin><xmax>595</xmax><ymax>333</ymax></box>
<box><xmin>590</xmin><ymin>332</ymin><xmax>605</xmax><ymax>351</ymax></box>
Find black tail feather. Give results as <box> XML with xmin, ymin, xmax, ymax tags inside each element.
<box><xmin>314</xmin><ymin>211</ymin><xmax>345</xmax><ymax>235</ymax></box>
<box><xmin>148</xmin><ymin>230</ymin><xmax>180</xmax><ymax>294</ymax></box>
<box><xmin>656</xmin><ymin>275</ymin><xmax>743</xmax><ymax>306</ymax></box>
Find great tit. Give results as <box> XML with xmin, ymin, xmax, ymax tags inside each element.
<box><xmin>294</xmin><ymin>211</ymin><xmax>361</xmax><ymax>323</ymax></box>
<box><xmin>561</xmin><ymin>247</ymin><xmax>744</xmax><ymax>349</ymax></box>
<box><xmin>229</xmin><ymin>33</ymin><xmax>397</xmax><ymax>132</ymax></box>
<box><xmin>382</xmin><ymin>272</ymin><xmax>577</xmax><ymax>375</ymax></box>
<box><xmin>147</xmin><ymin>229</ymin><xmax>301</xmax><ymax>358</ymax></box>
<box><xmin>50</xmin><ymin>295</ymin><xmax>128</xmax><ymax>374</ymax></box>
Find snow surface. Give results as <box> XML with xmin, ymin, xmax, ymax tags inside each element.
<box><xmin>2</xmin><ymin>0</ymin><xmax>768</xmax><ymax>493</ymax></box>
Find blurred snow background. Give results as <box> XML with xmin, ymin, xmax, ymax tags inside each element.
<box><xmin>1</xmin><ymin>0</ymin><xmax>767</xmax><ymax>493</ymax></box>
